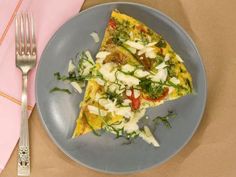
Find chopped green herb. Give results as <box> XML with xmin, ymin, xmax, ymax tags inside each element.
<box><xmin>156</xmin><ymin>38</ymin><xmax>167</xmax><ymax>48</ymax></box>
<box><xmin>85</xmin><ymin>96</ymin><xmax>91</xmax><ymax>102</ymax></box>
<box><xmin>155</xmin><ymin>55</ymin><xmax>164</xmax><ymax>65</ymax></box>
<box><xmin>79</xmin><ymin>51</ymin><xmax>94</xmax><ymax>65</ymax></box>
<box><xmin>51</xmin><ymin>51</ymin><xmax>95</xmax><ymax>96</ymax></box>
<box><xmin>77</xmin><ymin>53</ymin><xmax>94</xmax><ymax>78</ymax></box>
<box><xmin>140</xmin><ymin>32</ymin><xmax>149</xmax><ymax>45</ymax></box>
<box><xmin>111</xmin><ymin>18</ymin><xmax>131</xmax><ymax>45</ymax></box>
<box><xmin>97</xmin><ymin>115</ymin><xmax>139</xmax><ymax>144</ymax></box>
<box><xmin>139</xmin><ymin>79</ymin><xmax>165</xmax><ymax>99</ymax></box>
<box><xmin>166</xmin><ymin>80</ymin><xmax>179</xmax><ymax>89</ymax></box>
<box><xmin>53</xmin><ymin>71</ymin><xmax>86</xmax><ymax>82</ymax></box>
<box><xmin>153</xmin><ymin>111</ymin><xmax>176</xmax><ymax>128</ymax></box>
<box><xmin>54</xmin><ymin>72</ymin><xmax>61</xmax><ymax>80</ymax></box>
<box><xmin>53</xmin><ymin>72</ymin><xmax>67</xmax><ymax>81</ymax></box>
<box><xmin>166</xmin><ymin>80</ymin><xmax>187</xmax><ymax>92</ymax></box>
<box><xmin>186</xmin><ymin>78</ymin><xmax>192</xmax><ymax>92</ymax></box>
<box><xmin>50</xmin><ymin>87</ymin><xmax>72</xmax><ymax>94</ymax></box>
<box><xmin>105</xmin><ymin>91</ymin><xmax>123</xmax><ymax>105</ymax></box>
<box><xmin>167</xmin><ymin>66</ymin><xmax>176</xmax><ymax>77</ymax></box>
<box><xmin>84</xmin><ymin>113</ymin><xmax>101</xmax><ymax>136</ymax></box>
<box><xmin>112</xmin><ymin>31</ymin><xmax>130</xmax><ymax>45</ymax></box>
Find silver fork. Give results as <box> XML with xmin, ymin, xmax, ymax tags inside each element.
<box><xmin>15</xmin><ymin>13</ymin><xmax>36</xmax><ymax>176</ymax></box>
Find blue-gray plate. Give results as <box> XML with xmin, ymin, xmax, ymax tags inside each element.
<box><xmin>36</xmin><ymin>2</ymin><xmax>207</xmax><ymax>174</ymax></box>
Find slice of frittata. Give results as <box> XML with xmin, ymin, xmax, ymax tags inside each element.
<box><xmin>72</xmin><ymin>10</ymin><xmax>193</xmax><ymax>147</ymax></box>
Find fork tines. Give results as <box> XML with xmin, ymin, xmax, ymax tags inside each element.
<box><xmin>15</xmin><ymin>13</ymin><xmax>36</xmax><ymax>56</ymax></box>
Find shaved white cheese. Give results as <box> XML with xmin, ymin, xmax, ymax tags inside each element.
<box><xmin>156</xmin><ymin>61</ymin><xmax>168</xmax><ymax>70</ymax></box>
<box><xmin>170</xmin><ymin>77</ymin><xmax>180</xmax><ymax>85</ymax></box>
<box><xmin>115</xmin><ymin>107</ymin><xmax>133</xmax><ymax>118</ymax></box>
<box><xmin>121</xmin><ymin>64</ymin><xmax>135</xmax><ymax>73</ymax></box>
<box><xmin>122</xmin><ymin>99</ymin><xmax>132</xmax><ymax>106</ymax></box>
<box><xmin>96</xmin><ymin>58</ymin><xmax>103</xmax><ymax>64</ymax></box>
<box><xmin>137</xmin><ymin>46</ymin><xmax>157</xmax><ymax>59</ymax></box>
<box><xmin>129</xmin><ymin>31</ymin><xmax>134</xmax><ymax>39</ymax></box>
<box><xmin>137</xmin><ymin>47</ymin><xmax>147</xmax><ymax>56</ymax></box>
<box><xmin>71</xmin><ymin>82</ymin><xmax>82</xmax><ymax>93</ymax></box>
<box><xmin>95</xmin><ymin>93</ymin><xmax>102</xmax><ymax>102</ymax></box>
<box><xmin>145</xmin><ymin>47</ymin><xmax>155</xmax><ymax>53</ymax></box>
<box><xmin>68</xmin><ymin>60</ymin><xmax>75</xmax><ymax>73</ymax></box>
<box><xmin>139</xmin><ymin>126</ymin><xmax>160</xmax><ymax>147</ymax></box>
<box><xmin>134</xmin><ymin>108</ymin><xmax>146</xmax><ymax>120</ymax></box>
<box><xmin>125</xmin><ymin>40</ymin><xmax>157</xmax><ymax>59</ymax></box>
<box><xmin>85</xmin><ymin>50</ymin><xmax>95</xmax><ymax>64</ymax></box>
<box><xmin>87</xmin><ymin>105</ymin><xmax>107</xmax><ymax>116</ymax></box>
<box><xmin>108</xmin><ymin>83</ymin><xmax>123</xmax><ymax>94</ymax></box>
<box><xmin>150</xmin><ymin>68</ymin><xmax>168</xmax><ymax>82</ymax></box>
<box><xmin>99</xmin><ymin>62</ymin><xmax>117</xmax><ymax>82</ymax></box>
<box><xmin>127</xmin><ymin>47</ymin><xmax>137</xmax><ymax>54</ymax></box>
<box><xmin>147</xmin><ymin>35</ymin><xmax>152</xmax><ymax>42</ymax></box>
<box><xmin>117</xmin><ymin>71</ymin><xmax>140</xmax><ymax>87</ymax></box>
<box><xmin>147</xmin><ymin>41</ymin><xmax>157</xmax><ymax>47</ymax></box>
<box><xmin>126</xmin><ymin>89</ymin><xmax>132</xmax><ymax>97</ymax></box>
<box><xmin>99</xmin><ymin>99</ymin><xmax>117</xmax><ymax>112</ymax></box>
<box><xmin>176</xmin><ymin>54</ymin><xmax>184</xmax><ymax>62</ymax></box>
<box><xmin>133</xmin><ymin>38</ymin><xmax>141</xmax><ymax>42</ymax></box>
<box><xmin>123</xmin><ymin>109</ymin><xmax>146</xmax><ymax>133</ymax></box>
<box><xmin>90</xmin><ymin>32</ymin><xmax>100</xmax><ymax>43</ymax></box>
<box><xmin>98</xmin><ymin>98</ymin><xmax>110</xmax><ymax>107</ymax></box>
<box><xmin>118</xmin><ymin>82</ymin><xmax>126</xmax><ymax>90</ymax></box>
<box><xmin>138</xmin><ymin>47</ymin><xmax>153</xmax><ymax>56</ymax></box>
<box><xmin>82</xmin><ymin>61</ymin><xmax>93</xmax><ymax>76</ymax></box>
<box><xmin>168</xmin><ymin>86</ymin><xmax>175</xmax><ymax>94</ymax></box>
<box><xmin>99</xmin><ymin>97</ymin><xmax>133</xmax><ymax>119</ymax></box>
<box><xmin>108</xmin><ymin>83</ymin><xmax>118</xmax><ymax>92</ymax></box>
<box><xmin>145</xmin><ymin>50</ymin><xmax>157</xmax><ymax>59</ymax></box>
<box><xmin>134</xmin><ymin>69</ymin><xmax>150</xmax><ymax>78</ymax></box>
<box><xmin>96</xmin><ymin>51</ymin><xmax>111</xmax><ymax>63</ymax></box>
<box><xmin>164</xmin><ymin>53</ymin><xmax>170</xmax><ymax>61</ymax></box>
<box><xmin>95</xmin><ymin>78</ymin><xmax>105</xmax><ymax>86</ymax></box>
<box><xmin>125</xmin><ymin>40</ymin><xmax>144</xmax><ymax>50</ymax></box>
<box><xmin>124</xmin><ymin>121</ymin><xmax>139</xmax><ymax>133</ymax></box>
<box><xmin>133</xmin><ymin>89</ymin><xmax>140</xmax><ymax>98</ymax></box>
<box><xmin>96</xmin><ymin>51</ymin><xmax>111</xmax><ymax>59</ymax></box>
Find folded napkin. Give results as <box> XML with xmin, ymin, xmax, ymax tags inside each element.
<box><xmin>0</xmin><ymin>0</ymin><xmax>84</xmax><ymax>173</ymax></box>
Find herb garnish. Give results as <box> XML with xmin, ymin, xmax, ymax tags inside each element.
<box><xmin>51</xmin><ymin>51</ymin><xmax>95</xmax><ymax>94</ymax></box>
<box><xmin>49</xmin><ymin>87</ymin><xmax>72</xmax><ymax>94</ymax></box>
<box><xmin>111</xmin><ymin>18</ymin><xmax>131</xmax><ymax>45</ymax></box>
<box><xmin>166</xmin><ymin>80</ymin><xmax>188</xmax><ymax>92</ymax></box>
<box><xmin>105</xmin><ymin>91</ymin><xmax>123</xmax><ymax>105</ymax></box>
<box><xmin>103</xmin><ymin>122</ymin><xmax>139</xmax><ymax>142</ymax></box>
<box><xmin>139</xmin><ymin>79</ymin><xmax>165</xmax><ymax>99</ymax></box>
<box><xmin>155</xmin><ymin>55</ymin><xmax>164</xmax><ymax>65</ymax></box>
<box><xmin>53</xmin><ymin>72</ymin><xmax>80</xmax><ymax>82</ymax></box>
<box><xmin>153</xmin><ymin>111</ymin><xmax>176</xmax><ymax>128</ymax></box>
<box><xmin>186</xmin><ymin>78</ymin><xmax>192</xmax><ymax>92</ymax></box>
<box><xmin>156</xmin><ymin>38</ymin><xmax>167</xmax><ymax>48</ymax></box>
<box><xmin>140</xmin><ymin>32</ymin><xmax>149</xmax><ymax>45</ymax></box>
<box><xmin>84</xmin><ymin>113</ymin><xmax>101</xmax><ymax>136</ymax></box>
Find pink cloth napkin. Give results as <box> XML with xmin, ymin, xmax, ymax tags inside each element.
<box><xmin>0</xmin><ymin>0</ymin><xmax>84</xmax><ymax>173</ymax></box>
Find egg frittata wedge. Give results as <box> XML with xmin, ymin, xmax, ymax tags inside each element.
<box><xmin>72</xmin><ymin>10</ymin><xmax>193</xmax><ymax>146</ymax></box>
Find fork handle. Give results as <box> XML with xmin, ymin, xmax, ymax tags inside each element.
<box><xmin>18</xmin><ymin>74</ymin><xmax>30</xmax><ymax>176</ymax></box>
